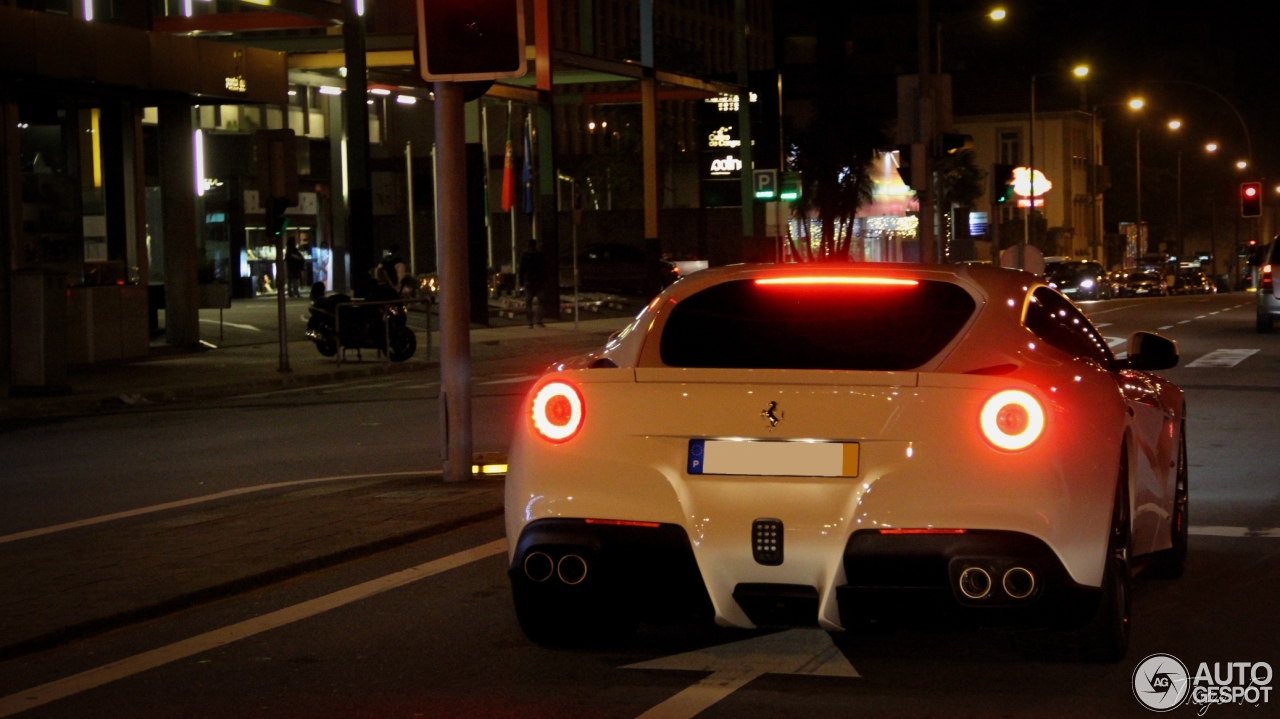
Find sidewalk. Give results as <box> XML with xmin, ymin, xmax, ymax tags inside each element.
<box><xmin>0</xmin><ymin>472</ymin><xmax>504</xmax><ymax>661</ymax></box>
<box><xmin>0</xmin><ymin>317</ymin><xmax>628</xmax><ymax>423</ymax></box>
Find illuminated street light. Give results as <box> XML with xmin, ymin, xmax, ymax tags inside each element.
<box><xmin>1073</xmin><ymin>65</ymin><xmax>1090</xmax><ymax>78</ymax></box>
<box><xmin>1205</xmin><ymin>142</ymin><xmax>1218</xmax><ymax>152</ymax></box>
<box><xmin>1128</xmin><ymin>98</ymin><xmax>1145</xmax><ymax>110</ymax></box>
<box><xmin>1168</xmin><ymin>119</ymin><xmax>1182</xmax><ymax>130</ymax></box>
<box><xmin>989</xmin><ymin>8</ymin><xmax>1007</xmax><ymax>20</ymax></box>
<box><xmin>1236</xmin><ymin>160</ymin><xmax>1248</xmax><ymax>170</ymax></box>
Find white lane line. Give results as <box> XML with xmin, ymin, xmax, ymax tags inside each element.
<box><xmin>0</xmin><ymin>539</ymin><xmax>507</xmax><ymax>718</ymax></box>
<box><xmin>1210</xmin><ymin>311</ymin><xmax>1220</xmax><ymax>315</ymax></box>
<box><xmin>1178</xmin><ymin>320</ymin><xmax>1192</xmax><ymax>324</ymax></box>
<box><xmin>478</xmin><ymin>374</ymin><xmax>540</xmax><ymax>385</ymax></box>
<box><xmin>635</xmin><ymin>671</ymin><xmax>763</xmax><ymax>719</ymax></box>
<box><xmin>321</xmin><ymin>379</ymin><xmax>412</xmax><ymax>394</ymax></box>
<box><xmin>1094</xmin><ymin>323</ymin><xmax>1113</xmax><ymax>328</ymax></box>
<box><xmin>227</xmin><ymin>382</ymin><xmax>347</xmax><ymax>399</ymax></box>
<box><xmin>1186</xmin><ymin>349</ymin><xmax>1260</xmax><ymax>368</ymax></box>
<box><xmin>1104</xmin><ymin>336</ymin><xmax>1127</xmax><ymax>349</ymax></box>
<box><xmin>197</xmin><ymin>319</ymin><xmax>261</xmax><ymax>332</ymax></box>
<box><xmin>1191</xmin><ymin>526</ymin><xmax>1280</xmax><ymax>538</ymax></box>
<box><xmin>1083</xmin><ymin>303</ymin><xmax>1140</xmax><ymax>316</ymax></box>
<box><xmin>1196</xmin><ymin>315</ymin><xmax>1207</xmax><ymax>319</ymax></box>
<box><xmin>1158</xmin><ymin>325</ymin><xmax>1174</xmax><ymax>330</ymax></box>
<box><xmin>0</xmin><ymin>470</ymin><xmax>441</xmax><ymax>546</ymax></box>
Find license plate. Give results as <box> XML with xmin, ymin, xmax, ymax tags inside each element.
<box><xmin>687</xmin><ymin>439</ymin><xmax>859</xmax><ymax>478</ymax></box>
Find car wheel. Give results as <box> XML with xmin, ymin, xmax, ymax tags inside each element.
<box><xmin>1014</xmin><ymin>458</ymin><xmax>1131</xmax><ymax>663</ymax></box>
<box><xmin>1150</xmin><ymin>423</ymin><xmax>1189</xmax><ymax>579</ymax></box>
<box><xmin>1258</xmin><ymin>311</ymin><xmax>1274</xmax><ymax>334</ymax></box>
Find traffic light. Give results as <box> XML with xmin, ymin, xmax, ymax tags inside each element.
<box><xmin>416</xmin><ymin>0</ymin><xmax>527</xmax><ymax>82</ymax></box>
<box><xmin>1241</xmin><ymin>181</ymin><xmax>1262</xmax><ymax>217</ymax></box>
<box><xmin>993</xmin><ymin>164</ymin><xmax>1016</xmax><ymax>204</ymax></box>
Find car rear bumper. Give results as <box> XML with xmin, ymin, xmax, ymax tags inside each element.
<box><xmin>508</xmin><ymin>519</ymin><xmax>1101</xmax><ymax>630</ymax></box>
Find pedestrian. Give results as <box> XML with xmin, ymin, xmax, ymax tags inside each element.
<box><xmin>518</xmin><ymin>239</ymin><xmax>547</xmax><ymax>328</ymax></box>
<box><xmin>285</xmin><ymin>238</ymin><xmax>305</xmax><ymax>298</ymax></box>
<box><xmin>381</xmin><ymin>244</ymin><xmax>408</xmax><ymax>291</ymax></box>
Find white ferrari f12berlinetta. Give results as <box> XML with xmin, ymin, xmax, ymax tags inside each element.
<box><xmin>505</xmin><ymin>264</ymin><xmax>1186</xmax><ymax>661</ymax></box>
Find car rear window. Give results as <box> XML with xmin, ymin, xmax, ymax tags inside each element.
<box><xmin>659</xmin><ymin>278</ymin><xmax>977</xmax><ymax>370</ymax></box>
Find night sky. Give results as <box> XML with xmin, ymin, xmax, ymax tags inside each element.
<box><xmin>787</xmin><ymin>0</ymin><xmax>1280</xmax><ymax>252</ymax></box>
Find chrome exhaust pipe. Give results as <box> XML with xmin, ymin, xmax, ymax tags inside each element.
<box><xmin>958</xmin><ymin>566</ymin><xmax>992</xmax><ymax>599</ymax></box>
<box><xmin>1002</xmin><ymin>567</ymin><xmax>1036</xmax><ymax>599</ymax></box>
<box><xmin>557</xmin><ymin>554</ymin><xmax>588</xmax><ymax>585</ymax></box>
<box><xmin>522</xmin><ymin>551</ymin><xmax>555</xmax><ymax>582</ymax></box>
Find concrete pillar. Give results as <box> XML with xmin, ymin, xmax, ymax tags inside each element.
<box><xmin>157</xmin><ymin>101</ymin><xmax>200</xmax><ymax>347</ymax></box>
<box><xmin>327</xmin><ymin>94</ymin><xmax>349</xmax><ymax>292</ymax></box>
<box><xmin>343</xmin><ymin>0</ymin><xmax>374</xmax><ymax>294</ymax></box>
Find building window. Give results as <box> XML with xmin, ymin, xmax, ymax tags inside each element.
<box><xmin>999</xmin><ymin>130</ymin><xmax>1020</xmax><ymax>166</ymax></box>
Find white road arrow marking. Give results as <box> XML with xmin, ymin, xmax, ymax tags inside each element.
<box><xmin>1186</xmin><ymin>349</ymin><xmax>1259</xmax><ymax>368</ymax></box>
<box><xmin>626</xmin><ymin>628</ymin><xmax>858</xmax><ymax>719</ymax></box>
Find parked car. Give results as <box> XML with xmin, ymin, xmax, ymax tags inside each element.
<box><xmin>1116</xmin><ymin>269</ymin><xmax>1168</xmax><ymax>297</ymax></box>
<box><xmin>570</xmin><ymin>243</ymin><xmax>680</xmax><ymax>296</ymax></box>
<box><xmin>1046</xmin><ymin>261</ymin><xmax>1110</xmax><ymax>300</ymax></box>
<box><xmin>1174</xmin><ymin>269</ymin><xmax>1216</xmax><ymax>295</ymax></box>
<box><xmin>507</xmin><ymin>264</ymin><xmax>1187</xmax><ymax>662</ymax></box>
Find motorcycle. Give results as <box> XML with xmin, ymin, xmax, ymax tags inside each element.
<box><xmin>306</xmin><ymin>284</ymin><xmax>417</xmax><ymax>362</ymax></box>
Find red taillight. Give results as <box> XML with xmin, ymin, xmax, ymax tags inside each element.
<box><xmin>584</xmin><ymin>518</ymin><xmax>661</xmax><ymax>528</ymax></box>
<box><xmin>979</xmin><ymin>389</ymin><xmax>1045</xmax><ymax>451</ymax></box>
<box><xmin>755</xmin><ymin>277</ymin><xmax>919</xmax><ymax>287</ymax></box>
<box><xmin>530</xmin><ymin>381</ymin><xmax>584</xmax><ymax>443</ymax></box>
<box><xmin>878</xmin><ymin>528</ymin><xmax>967</xmax><ymax>535</ymax></box>
<box><xmin>1263</xmin><ymin>264</ymin><xmax>1273</xmax><ymax>291</ymax></box>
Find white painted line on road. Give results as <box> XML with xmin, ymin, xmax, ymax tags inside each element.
<box><xmin>1105</xmin><ymin>336</ymin><xmax>1126</xmax><ymax>349</ymax></box>
<box><xmin>1178</xmin><ymin>320</ymin><xmax>1192</xmax><ymax>324</ymax></box>
<box><xmin>1210</xmin><ymin>311</ymin><xmax>1220</xmax><ymax>315</ymax></box>
<box><xmin>1191</xmin><ymin>526</ymin><xmax>1280</xmax><ymax>538</ymax></box>
<box><xmin>1196</xmin><ymin>315</ymin><xmax>1207</xmax><ymax>319</ymax></box>
<box><xmin>1158</xmin><ymin>325</ymin><xmax>1174</xmax><ymax>330</ymax></box>
<box><xmin>197</xmin><ymin>319</ymin><xmax>262</xmax><ymax>332</ymax></box>
<box><xmin>627</xmin><ymin>629</ymin><xmax>858</xmax><ymax>719</ymax></box>
<box><xmin>0</xmin><ymin>470</ymin><xmax>442</xmax><ymax>546</ymax></box>
<box><xmin>478</xmin><ymin>375</ymin><xmax>540</xmax><ymax>385</ymax></box>
<box><xmin>1093</xmin><ymin>323</ymin><xmax>1112</xmax><ymax>328</ymax></box>
<box><xmin>0</xmin><ymin>539</ymin><xmax>507</xmax><ymax>718</ymax></box>
<box><xmin>1186</xmin><ymin>349</ymin><xmax>1259</xmax><ymax>368</ymax></box>
<box><xmin>1083</xmin><ymin>303</ymin><xmax>1140</xmax><ymax>316</ymax></box>
<box><xmin>321</xmin><ymin>379</ymin><xmax>412</xmax><ymax>394</ymax></box>
<box><xmin>228</xmin><ymin>382</ymin><xmax>347</xmax><ymax>399</ymax></box>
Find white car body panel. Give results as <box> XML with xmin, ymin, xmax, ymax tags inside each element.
<box><xmin>505</xmin><ymin>264</ymin><xmax>1185</xmax><ymax>630</ymax></box>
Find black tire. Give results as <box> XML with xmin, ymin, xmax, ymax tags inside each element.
<box><xmin>1015</xmin><ymin>457</ymin><xmax>1131</xmax><ymax>663</ymax></box>
<box><xmin>388</xmin><ymin>327</ymin><xmax>417</xmax><ymax>362</ymax></box>
<box><xmin>1257</xmin><ymin>311</ymin><xmax>1274</xmax><ymax>334</ymax></box>
<box><xmin>1149</xmin><ymin>423</ymin><xmax>1189</xmax><ymax>579</ymax></box>
<box><xmin>314</xmin><ymin>339</ymin><xmax>338</xmax><ymax>357</ymax></box>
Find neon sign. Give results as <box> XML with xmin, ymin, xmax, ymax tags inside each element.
<box><xmin>707</xmin><ymin>126</ymin><xmax>740</xmax><ymax>149</ymax></box>
<box><xmin>1012</xmin><ymin>167</ymin><xmax>1051</xmax><ymax>207</ymax></box>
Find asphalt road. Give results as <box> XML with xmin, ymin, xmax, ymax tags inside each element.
<box><xmin>1</xmin><ymin>292</ymin><xmax>1277</xmax><ymax>718</ymax></box>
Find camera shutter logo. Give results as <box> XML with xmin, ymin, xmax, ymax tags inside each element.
<box><xmin>1133</xmin><ymin>653</ymin><xmax>1190</xmax><ymax>712</ymax></box>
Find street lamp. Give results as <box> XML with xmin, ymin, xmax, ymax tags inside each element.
<box><xmin>1129</xmin><ymin>97</ymin><xmax>1145</xmax><ymax>110</ymax></box>
<box><xmin>1205</xmin><ymin>142</ymin><xmax>1218</xmax><ymax>153</ymax></box>
<box><xmin>1023</xmin><ymin>66</ymin><xmax>1090</xmax><ymax>263</ymax></box>
<box><xmin>1168</xmin><ymin>119</ymin><xmax>1182</xmax><ymax>130</ymax></box>
<box><xmin>989</xmin><ymin>7</ymin><xmax>1007</xmax><ymax>20</ymax></box>
<box><xmin>1127</xmin><ymin>97</ymin><xmax>1145</xmax><ymax>234</ymax></box>
<box><xmin>1167</xmin><ymin>119</ymin><xmax>1184</xmax><ymax>258</ymax></box>
<box><xmin>1236</xmin><ymin>160</ymin><xmax>1248</xmax><ymax>170</ymax></box>
<box><xmin>1073</xmin><ymin>64</ymin><xmax>1090</xmax><ymax>78</ymax></box>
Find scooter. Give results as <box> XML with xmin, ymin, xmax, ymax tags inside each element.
<box><xmin>306</xmin><ymin>284</ymin><xmax>417</xmax><ymax>362</ymax></box>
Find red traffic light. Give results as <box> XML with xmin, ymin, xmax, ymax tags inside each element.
<box><xmin>1242</xmin><ymin>181</ymin><xmax>1263</xmax><ymax>217</ymax></box>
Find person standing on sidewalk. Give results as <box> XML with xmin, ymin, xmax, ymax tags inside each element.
<box><xmin>518</xmin><ymin>239</ymin><xmax>547</xmax><ymax>328</ymax></box>
<box><xmin>285</xmin><ymin>239</ymin><xmax>305</xmax><ymax>298</ymax></box>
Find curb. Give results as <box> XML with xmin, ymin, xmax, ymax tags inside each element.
<box><xmin>0</xmin><ymin>505</ymin><xmax>504</xmax><ymax>663</ymax></box>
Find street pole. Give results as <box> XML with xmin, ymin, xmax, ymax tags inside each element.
<box><xmin>1024</xmin><ymin>74</ymin><xmax>1036</xmax><ymax>269</ymax></box>
<box><xmin>916</xmin><ymin>0</ymin><xmax>935</xmax><ymax>264</ymax></box>
<box><xmin>480</xmin><ymin>104</ymin><xmax>494</xmax><ymax>271</ymax></box>
<box><xmin>433</xmin><ymin>82</ymin><xmax>473</xmax><ymax>484</ymax></box>
<box><xmin>1176</xmin><ymin>149</ymin><xmax>1182</xmax><ymax>259</ymax></box>
<box><xmin>1135</xmin><ymin>126</ymin><xmax>1143</xmax><ymax>254</ymax></box>
<box><xmin>272</xmin><ymin>203</ymin><xmax>290</xmax><ymax>373</ymax></box>
<box><xmin>572</xmin><ymin>179</ymin><xmax>579</xmax><ymax>331</ymax></box>
<box><xmin>405</xmin><ymin>141</ymin><xmax>416</xmax><ymax>276</ymax></box>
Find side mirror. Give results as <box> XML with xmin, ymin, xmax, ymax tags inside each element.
<box><xmin>1123</xmin><ymin>331</ymin><xmax>1179</xmax><ymax>371</ymax></box>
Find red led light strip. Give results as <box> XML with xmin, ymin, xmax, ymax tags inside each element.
<box><xmin>877</xmin><ymin>528</ymin><xmax>967</xmax><ymax>535</ymax></box>
<box><xmin>584</xmin><ymin>518</ymin><xmax>662</xmax><ymax>528</ymax></box>
<box><xmin>755</xmin><ymin>277</ymin><xmax>919</xmax><ymax>287</ymax></box>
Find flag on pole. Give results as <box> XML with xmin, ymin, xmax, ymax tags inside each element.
<box><xmin>500</xmin><ymin>110</ymin><xmax>516</xmax><ymax>212</ymax></box>
<box><xmin>521</xmin><ymin>112</ymin><xmax>535</xmax><ymax>216</ymax></box>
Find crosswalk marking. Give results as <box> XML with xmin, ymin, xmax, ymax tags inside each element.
<box><xmin>1186</xmin><ymin>349</ymin><xmax>1259</xmax><ymax>368</ymax></box>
